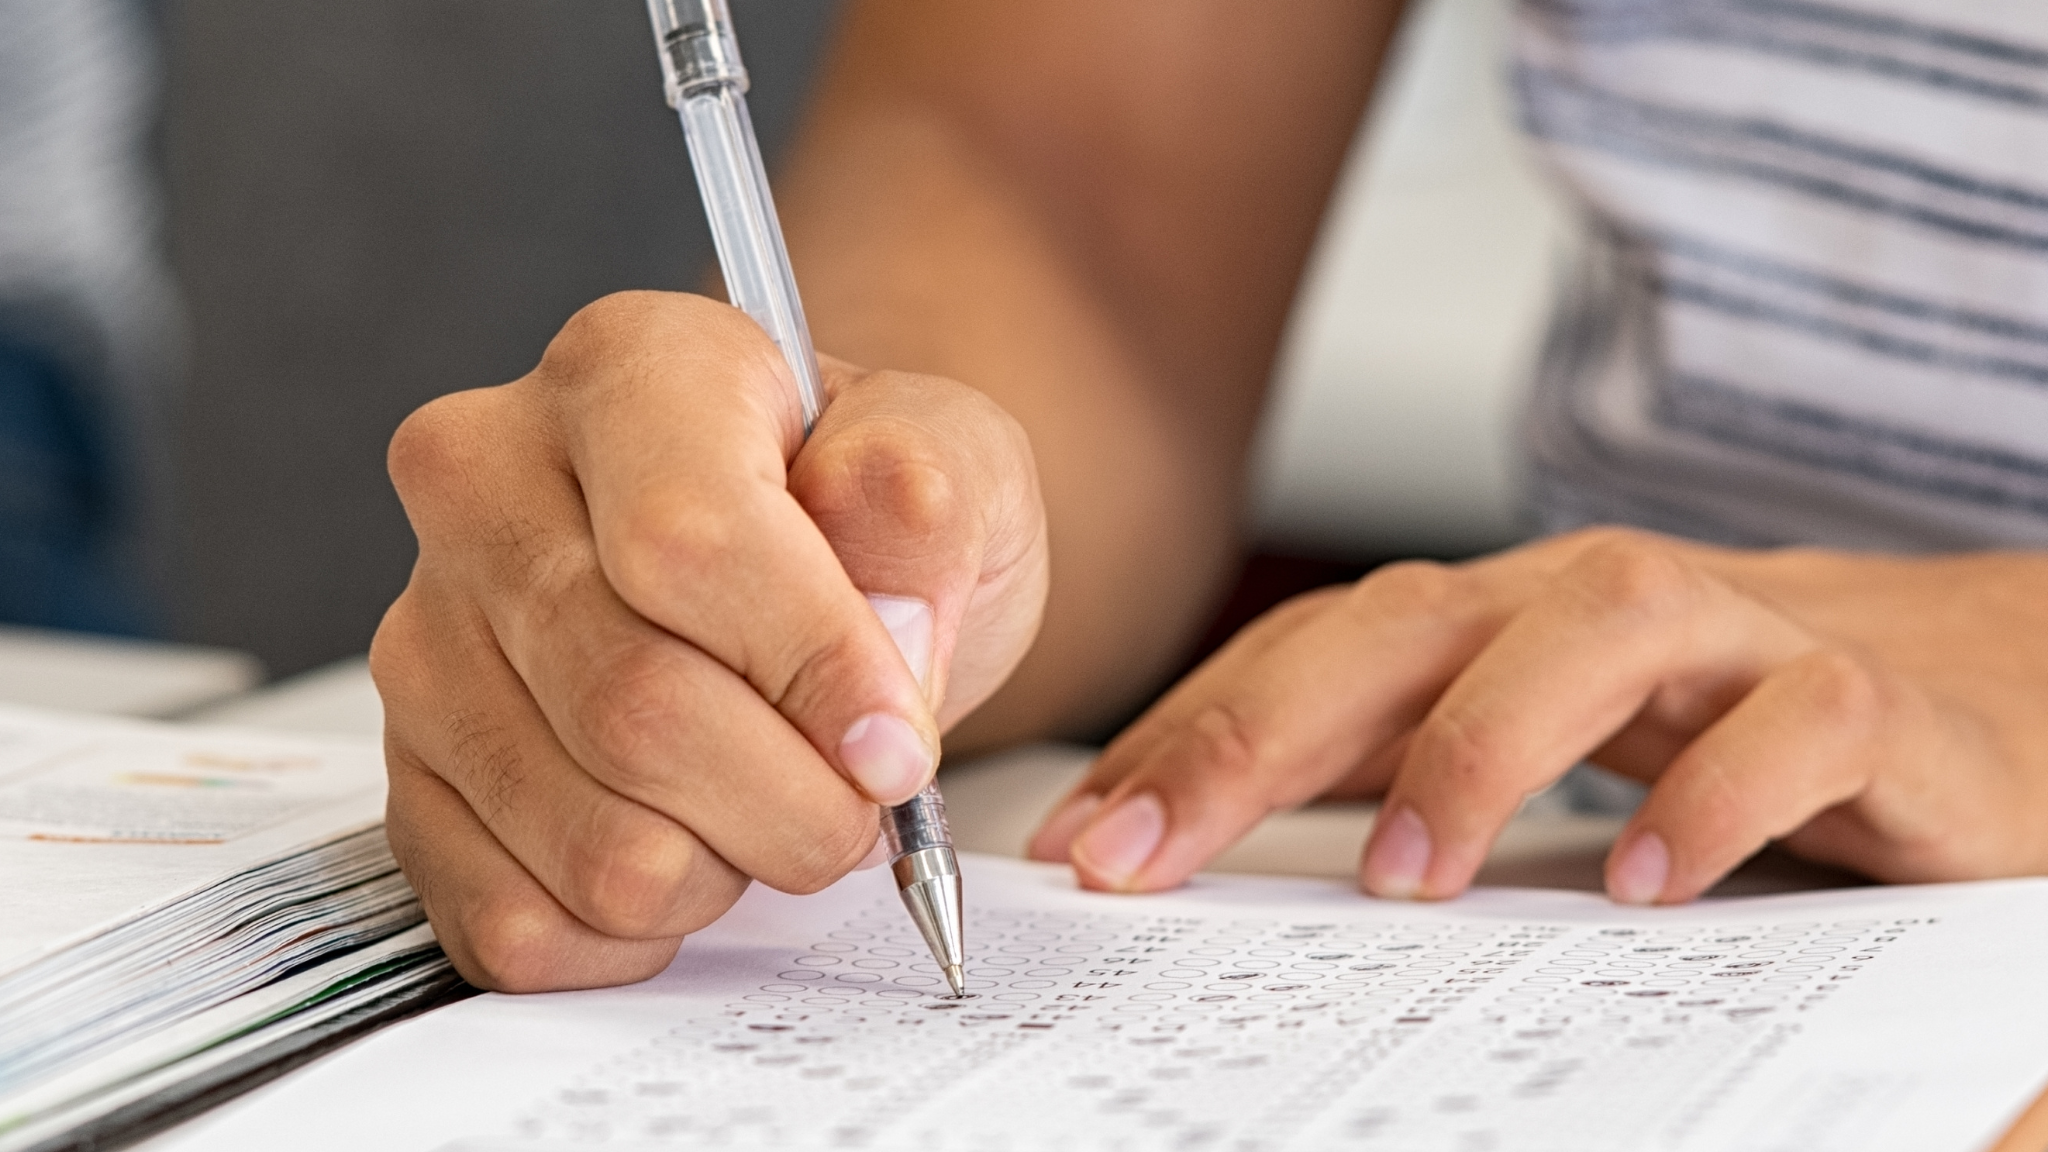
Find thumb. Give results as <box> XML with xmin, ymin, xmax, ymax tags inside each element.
<box><xmin>791</xmin><ymin>366</ymin><xmax>1047</xmax><ymax>732</ymax></box>
<box><xmin>867</xmin><ymin>592</ymin><xmax>937</xmax><ymax>700</ymax></box>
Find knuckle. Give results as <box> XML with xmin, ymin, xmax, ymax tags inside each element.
<box><xmin>800</xmin><ymin>417</ymin><xmax>961</xmax><ymax>537</ymax></box>
<box><xmin>854</xmin><ymin>437</ymin><xmax>961</xmax><ymax>538</ymax></box>
<box><xmin>1565</xmin><ymin>533</ymin><xmax>1699</xmax><ymax>620</ymax></box>
<box><xmin>1789</xmin><ymin>648</ymin><xmax>1885</xmax><ymax>734</ymax></box>
<box><xmin>367</xmin><ymin>597</ymin><xmax>427</xmax><ymax>704</ymax></box>
<box><xmin>603</xmin><ymin>493</ymin><xmax>748</xmax><ymax>614</ymax></box>
<box><xmin>544</xmin><ymin>292</ymin><xmax>676</xmax><ymax>368</ymax></box>
<box><xmin>1349</xmin><ymin>560</ymin><xmax>1457</xmax><ymax>620</ymax></box>
<box><xmin>540</xmin><ymin>291</ymin><xmax>768</xmax><ymax>384</ymax></box>
<box><xmin>379</xmin><ymin>751</ymin><xmax>441</xmax><ymax>867</ymax></box>
<box><xmin>453</xmin><ymin>889</ymin><xmax>585</xmax><ymax>993</ymax></box>
<box><xmin>800</xmin><ymin>368</ymin><xmax>1033</xmax><ymax>521</ymax></box>
<box><xmin>1409</xmin><ymin>707</ymin><xmax>1499</xmax><ymax>793</ymax></box>
<box><xmin>1244</xmin><ymin>584</ymin><xmax>1347</xmax><ymax>636</ymax></box>
<box><xmin>574</xmin><ymin>643</ymin><xmax>690</xmax><ymax>796</ymax></box>
<box><xmin>1179</xmin><ymin>701</ymin><xmax>1268</xmax><ymax>790</ymax></box>
<box><xmin>386</xmin><ymin>391</ymin><xmax>489</xmax><ymax>505</ymax></box>
<box><xmin>567</xmin><ymin>815</ymin><xmax>703</xmax><ymax>938</ymax></box>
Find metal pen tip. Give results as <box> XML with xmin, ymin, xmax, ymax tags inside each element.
<box><xmin>892</xmin><ymin>843</ymin><xmax>968</xmax><ymax>999</ymax></box>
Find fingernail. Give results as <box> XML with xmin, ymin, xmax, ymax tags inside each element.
<box><xmin>839</xmin><ymin>712</ymin><xmax>936</xmax><ymax>804</ymax></box>
<box><xmin>866</xmin><ymin>594</ymin><xmax>935</xmax><ymax>694</ymax></box>
<box><xmin>1609</xmin><ymin>830</ymin><xmax>1670</xmax><ymax>906</ymax></box>
<box><xmin>1072</xmin><ymin>792</ymin><xmax>1166</xmax><ymax>889</ymax></box>
<box><xmin>1362</xmin><ymin>806</ymin><xmax>1432</xmax><ymax>900</ymax></box>
<box><xmin>854</xmin><ymin>834</ymin><xmax>891</xmax><ymax>871</ymax></box>
<box><xmin>1029</xmin><ymin>791</ymin><xmax>1102</xmax><ymax>861</ymax></box>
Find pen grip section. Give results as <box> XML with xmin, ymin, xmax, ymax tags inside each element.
<box><xmin>647</xmin><ymin>0</ymin><xmax>747</xmax><ymax>103</ymax></box>
<box><xmin>881</xmin><ymin>783</ymin><xmax>953</xmax><ymax>861</ymax></box>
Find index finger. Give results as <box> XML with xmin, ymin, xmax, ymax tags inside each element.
<box><xmin>1033</xmin><ymin>561</ymin><xmax>1501</xmax><ymax>892</ymax></box>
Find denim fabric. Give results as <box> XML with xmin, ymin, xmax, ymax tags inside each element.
<box><xmin>0</xmin><ymin>337</ymin><xmax>146</xmax><ymax>633</ymax></box>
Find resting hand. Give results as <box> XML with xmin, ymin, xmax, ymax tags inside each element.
<box><xmin>1029</xmin><ymin>527</ymin><xmax>2048</xmax><ymax>904</ymax></box>
<box><xmin>372</xmin><ymin>292</ymin><xmax>1047</xmax><ymax>990</ymax></box>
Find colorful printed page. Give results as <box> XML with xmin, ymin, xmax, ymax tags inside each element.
<box><xmin>0</xmin><ymin>705</ymin><xmax>386</xmax><ymax>976</ymax></box>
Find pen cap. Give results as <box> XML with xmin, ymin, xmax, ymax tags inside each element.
<box><xmin>647</xmin><ymin>0</ymin><xmax>749</xmax><ymax>105</ymax></box>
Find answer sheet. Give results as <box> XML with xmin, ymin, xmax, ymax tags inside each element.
<box><xmin>151</xmin><ymin>856</ymin><xmax>2048</xmax><ymax>1152</ymax></box>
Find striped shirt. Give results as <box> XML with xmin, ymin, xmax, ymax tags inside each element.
<box><xmin>1515</xmin><ymin>0</ymin><xmax>2048</xmax><ymax>551</ymax></box>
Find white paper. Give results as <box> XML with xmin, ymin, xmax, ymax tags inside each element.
<box><xmin>0</xmin><ymin>703</ymin><xmax>417</xmax><ymax>1116</ymax></box>
<box><xmin>143</xmin><ymin>855</ymin><xmax>2048</xmax><ymax>1152</ymax></box>
<box><xmin>0</xmin><ymin>923</ymin><xmax>447</xmax><ymax>1146</ymax></box>
<box><xmin>0</xmin><ymin>737</ymin><xmax>367</xmax><ymax>843</ymax></box>
<box><xmin>0</xmin><ymin>704</ymin><xmax>387</xmax><ymax>978</ymax></box>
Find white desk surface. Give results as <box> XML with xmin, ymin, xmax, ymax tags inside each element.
<box><xmin>0</xmin><ymin>625</ymin><xmax>261</xmax><ymax>720</ymax></box>
<box><xmin>179</xmin><ymin>656</ymin><xmax>383</xmax><ymax>737</ymax></box>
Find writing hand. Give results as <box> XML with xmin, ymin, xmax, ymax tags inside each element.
<box><xmin>373</xmin><ymin>292</ymin><xmax>1046</xmax><ymax>990</ymax></box>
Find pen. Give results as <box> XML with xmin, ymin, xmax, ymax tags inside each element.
<box><xmin>644</xmin><ymin>0</ymin><xmax>968</xmax><ymax>998</ymax></box>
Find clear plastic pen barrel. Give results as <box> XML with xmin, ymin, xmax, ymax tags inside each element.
<box><xmin>646</xmin><ymin>0</ymin><xmax>966</xmax><ymax>996</ymax></box>
<box><xmin>647</xmin><ymin>0</ymin><xmax>826</xmax><ymax>430</ymax></box>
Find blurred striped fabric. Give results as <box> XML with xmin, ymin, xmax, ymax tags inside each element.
<box><xmin>0</xmin><ymin>0</ymin><xmax>176</xmax><ymax>631</ymax></box>
<box><xmin>1516</xmin><ymin>0</ymin><xmax>2048</xmax><ymax>550</ymax></box>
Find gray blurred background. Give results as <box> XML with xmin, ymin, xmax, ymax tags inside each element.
<box><xmin>160</xmin><ymin>0</ymin><xmax>841</xmax><ymax>677</ymax></box>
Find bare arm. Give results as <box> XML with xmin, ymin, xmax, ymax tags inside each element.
<box><xmin>780</xmin><ymin>0</ymin><xmax>1409</xmax><ymax>745</ymax></box>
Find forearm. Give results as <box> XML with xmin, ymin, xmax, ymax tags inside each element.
<box><xmin>777</xmin><ymin>0</ymin><xmax>1404</xmax><ymax>746</ymax></box>
<box><xmin>781</xmin><ymin>105</ymin><xmax>1240</xmax><ymax>746</ymax></box>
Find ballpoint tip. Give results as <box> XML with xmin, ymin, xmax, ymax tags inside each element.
<box><xmin>944</xmin><ymin>964</ymin><xmax>965</xmax><ymax>997</ymax></box>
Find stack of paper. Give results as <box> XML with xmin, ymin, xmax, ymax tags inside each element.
<box><xmin>0</xmin><ymin>705</ymin><xmax>450</xmax><ymax>1150</ymax></box>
